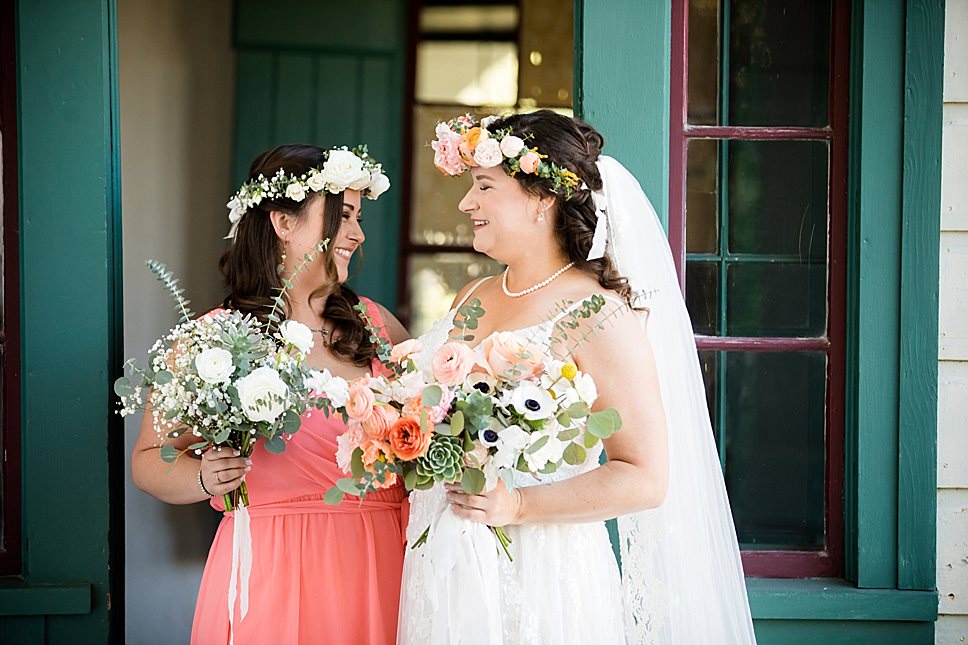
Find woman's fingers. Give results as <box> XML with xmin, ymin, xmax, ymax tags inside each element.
<box><xmin>200</xmin><ymin>447</ymin><xmax>251</xmax><ymax>496</ymax></box>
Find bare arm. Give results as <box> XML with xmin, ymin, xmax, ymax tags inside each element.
<box><xmin>131</xmin><ymin>404</ymin><xmax>250</xmax><ymax>505</ymax></box>
<box><xmin>448</xmin><ymin>304</ymin><xmax>669</xmax><ymax>524</ymax></box>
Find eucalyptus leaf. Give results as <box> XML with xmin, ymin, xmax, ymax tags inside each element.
<box><xmin>336</xmin><ymin>477</ymin><xmax>361</xmax><ymax>495</ymax></box>
<box><xmin>159</xmin><ymin>444</ymin><xmax>179</xmax><ymax>463</ymax></box>
<box><xmin>461</xmin><ymin>467</ymin><xmax>485</xmax><ymax>495</ymax></box>
<box><xmin>264</xmin><ymin>434</ymin><xmax>287</xmax><ymax>454</ymax></box>
<box><xmin>404</xmin><ymin>468</ymin><xmax>418</xmax><ymax>490</ymax></box>
<box><xmin>281</xmin><ymin>410</ymin><xmax>301</xmax><ymax>434</ymax></box>
<box><xmin>583</xmin><ymin>431</ymin><xmax>600</xmax><ymax>449</ymax></box>
<box><xmin>422</xmin><ymin>385</ymin><xmax>442</xmax><ymax>408</ymax></box>
<box><xmin>587</xmin><ymin>408</ymin><xmax>622</xmax><ymax>438</ymax></box>
<box><xmin>450</xmin><ymin>410</ymin><xmax>465</xmax><ymax>436</ymax></box>
<box><xmin>562</xmin><ymin>442</ymin><xmax>586</xmax><ymax>466</ymax></box>
<box><xmin>557</xmin><ymin>427</ymin><xmax>581</xmax><ymax>442</ymax></box>
<box><xmin>567</xmin><ymin>401</ymin><xmax>590</xmax><ymax>418</ymax></box>
<box><xmin>113</xmin><ymin>377</ymin><xmax>132</xmax><ymax>397</ymax></box>
<box><xmin>350</xmin><ymin>447</ymin><xmax>365</xmax><ymax>478</ymax></box>
<box><xmin>154</xmin><ymin>370</ymin><xmax>173</xmax><ymax>385</ymax></box>
<box><xmin>324</xmin><ymin>486</ymin><xmax>345</xmax><ymax>505</ymax></box>
<box><xmin>526</xmin><ymin>435</ymin><xmax>550</xmax><ymax>455</ymax></box>
<box><xmin>434</xmin><ymin>422</ymin><xmax>456</xmax><ymax>437</ymax></box>
<box><xmin>213</xmin><ymin>427</ymin><xmax>231</xmax><ymax>444</ymax></box>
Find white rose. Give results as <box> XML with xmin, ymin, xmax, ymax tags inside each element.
<box><xmin>480</xmin><ymin>115</ymin><xmax>499</xmax><ymax>129</ymax></box>
<box><xmin>365</xmin><ymin>171</ymin><xmax>390</xmax><ymax>200</ymax></box>
<box><xmin>524</xmin><ymin>431</ymin><xmax>567</xmax><ymax>472</ymax></box>
<box><xmin>306</xmin><ymin>369</ymin><xmax>350</xmax><ymax>408</ymax></box>
<box><xmin>285</xmin><ymin>182</ymin><xmax>307</xmax><ymax>202</ymax></box>
<box><xmin>195</xmin><ymin>347</ymin><xmax>235</xmax><ymax>384</ymax></box>
<box><xmin>306</xmin><ymin>171</ymin><xmax>326</xmax><ymax>192</ymax></box>
<box><xmin>280</xmin><ymin>320</ymin><xmax>314</xmax><ymax>354</ymax></box>
<box><xmin>322</xmin><ymin>150</ymin><xmax>369</xmax><ymax>192</ymax></box>
<box><xmin>236</xmin><ymin>366</ymin><xmax>289</xmax><ymax>423</ymax></box>
<box><xmin>499</xmin><ymin>135</ymin><xmax>526</xmax><ymax>158</ymax></box>
<box><xmin>473</xmin><ymin>138</ymin><xmax>503</xmax><ymax>168</ymax></box>
<box><xmin>509</xmin><ymin>382</ymin><xmax>555</xmax><ymax>420</ymax></box>
<box><xmin>348</xmin><ymin>170</ymin><xmax>372</xmax><ymax>191</ymax></box>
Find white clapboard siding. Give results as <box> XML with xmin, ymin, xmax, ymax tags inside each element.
<box><xmin>942</xmin><ymin>106</ymin><xmax>968</xmax><ymax>233</ymax></box>
<box><xmin>939</xmin><ymin>362</ymin><xmax>968</xmax><ymax>488</ymax></box>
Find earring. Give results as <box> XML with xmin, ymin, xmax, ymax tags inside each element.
<box><xmin>537</xmin><ymin>208</ymin><xmax>547</xmax><ymax>223</ymax></box>
<box><xmin>277</xmin><ymin>251</ymin><xmax>287</xmax><ymax>275</ymax></box>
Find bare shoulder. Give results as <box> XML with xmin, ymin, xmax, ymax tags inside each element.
<box><xmin>549</xmin><ymin>290</ymin><xmax>644</xmax><ymax>361</ymax></box>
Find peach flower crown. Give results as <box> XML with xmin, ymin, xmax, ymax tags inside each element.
<box><xmin>225</xmin><ymin>145</ymin><xmax>390</xmax><ymax>239</ymax></box>
<box><xmin>431</xmin><ymin>114</ymin><xmax>584</xmax><ymax>199</ymax></box>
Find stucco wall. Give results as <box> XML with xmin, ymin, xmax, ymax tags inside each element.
<box><xmin>937</xmin><ymin>1</ymin><xmax>968</xmax><ymax>642</ymax></box>
<box><xmin>118</xmin><ymin>1</ymin><xmax>235</xmax><ymax>642</ymax></box>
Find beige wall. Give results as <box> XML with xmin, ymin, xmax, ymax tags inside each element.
<box><xmin>937</xmin><ymin>1</ymin><xmax>968</xmax><ymax>642</ymax></box>
<box><xmin>119</xmin><ymin>1</ymin><xmax>235</xmax><ymax>642</ymax></box>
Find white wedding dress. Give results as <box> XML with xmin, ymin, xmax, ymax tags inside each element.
<box><xmin>398</xmin><ymin>299</ymin><xmax>628</xmax><ymax>645</ymax></box>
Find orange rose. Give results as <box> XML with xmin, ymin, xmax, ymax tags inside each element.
<box><xmin>432</xmin><ymin>341</ymin><xmax>477</xmax><ymax>386</ymax></box>
<box><xmin>362</xmin><ymin>404</ymin><xmax>400</xmax><ymax>441</ymax></box>
<box><xmin>479</xmin><ymin>332</ymin><xmax>545</xmax><ymax>381</ymax></box>
<box><xmin>389</xmin><ymin>416</ymin><xmax>432</xmax><ymax>461</ymax></box>
<box><xmin>458</xmin><ymin>127</ymin><xmax>484</xmax><ymax>166</ymax></box>
<box><xmin>346</xmin><ymin>380</ymin><xmax>375</xmax><ymax>420</ymax></box>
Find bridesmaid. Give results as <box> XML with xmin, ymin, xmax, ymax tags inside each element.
<box><xmin>131</xmin><ymin>144</ymin><xmax>409</xmax><ymax>644</ymax></box>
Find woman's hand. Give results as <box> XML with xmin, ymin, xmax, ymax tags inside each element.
<box><xmin>199</xmin><ymin>447</ymin><xmax>251</xmax><ymax>498</ymax></box>
<box><xmin>445</xmin><ymin>480</ymin><xmax>523</xmax><ymax>527</ymax></box>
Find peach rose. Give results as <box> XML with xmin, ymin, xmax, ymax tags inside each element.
<box><xmin>389</xmin><ymin>416</ymin><xmax>432</xmax><ymax>461</ymax></box>
<box><xmin>362</xmin><ymin>404</ymin><xmax>400</xmax><ymax>441</ymax></box>
<box><xmin>479</xmin><ymin>332</ymin><xmax>545</xmax><ymax>381</ymax></box>
<box><xmin>519</xmin><ymin>150</ymin><xmax>541</xmax><ymax>174</ymax></box>
<box><xmin>390</xmin><ymin>338</ymin><xmax>423</xmax><ymax>364</ymax></box>
<box><xmin>433</xmin><ymin>124</ymin><xmax>467</xmax><ymax>176</ymax></box>
<box><xmin>346</xmin><ymin>380</ymin><xmax>376</xmax><ymax>420</ymax></box>
<box><xmin>432</xmin><ymin>341</ymin><xmax>477</xmax><ymax>387</ymax></box>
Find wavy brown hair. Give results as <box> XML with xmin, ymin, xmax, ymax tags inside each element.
<box><xmin>218</xmin><ymin>144</ymin><xmax>375</xmax><ymax>367</ymax></box>
<box><xmin>485</xmin><ymin>110</ymin><xmax>634</xmax><ymax>306</ymax></box>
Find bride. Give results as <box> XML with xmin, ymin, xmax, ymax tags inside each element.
<box><xmin>398</xmin><ymin>110</ymin><xmax>756</xmax><ymax>644</ymax></box>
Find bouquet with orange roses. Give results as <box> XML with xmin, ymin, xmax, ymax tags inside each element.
<box><xmin>325</xmin><ymin>297</ymin><xmax>622</xmax><ymax>558</ymax></box>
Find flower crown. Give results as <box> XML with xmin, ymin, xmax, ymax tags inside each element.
<box><xmin>225</xmin><ymin>145</ymin><xmax>390</xmax><ymax>238</ymax></box>
<box><xmin>431</xmin><ymin>114</ymin><xmax>582</xmax><ymax>198</ymax></box>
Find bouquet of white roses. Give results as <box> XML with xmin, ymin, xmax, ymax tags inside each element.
<box><xmin>116</xmin><ymin>252</ymin><xmax>349</xmax><ymax>511</ymax></box>
<box><xmin>326</xmin><ymin>296</ymin><xmax>622</xmax><ymax>558</ymax></box>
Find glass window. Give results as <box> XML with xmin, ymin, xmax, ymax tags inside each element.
<box><xmin>674</xmin><ymin>0</ymin><xmax>845</xmax><ymax>576</ymax></box>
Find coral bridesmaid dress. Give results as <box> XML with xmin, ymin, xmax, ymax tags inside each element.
<box><xmin>191</xmin><ymin>298</ymin><xmax>405</xmax><ymax>644</ymax></box>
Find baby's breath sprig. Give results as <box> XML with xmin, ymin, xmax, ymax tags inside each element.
<box><xmin>146</xmin><ymin>259</ymin><xmax>195</xmax><ymax>324</ymax></box>
<box><xmin>266</xmin><ymin>239</ymin><xmax>329</xmax><ymax>335</ymax></box>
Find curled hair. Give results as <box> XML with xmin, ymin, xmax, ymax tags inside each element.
<box><xmin>486</xmin><ymin>110</ymin><xmax>633</xmax><ymax>305</ymax></box>
<box><xmin>218</xmin><ymin>144</ymin><xmax>375</xmax><ymax>367</ymax></box>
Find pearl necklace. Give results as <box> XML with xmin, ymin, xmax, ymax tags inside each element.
<box><xmin>502</xmin><ymin>262</ymin><xmax>575</xmax><ymax>298</ymax></box>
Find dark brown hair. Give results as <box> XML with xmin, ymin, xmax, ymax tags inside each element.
<box><xmin>486</xmin><ymin>110</ymin><xmax>633</xmax><ymax>305</ymax></box>
<box><xmin>218</xmin><ymin>144</ymin><xmax>374</xmax><ymax>367</ymax></box>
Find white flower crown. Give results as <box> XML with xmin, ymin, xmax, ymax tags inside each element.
<box><xmin>225</xmin><ymin>145</ymin><xmax>390</xmax><ymax>238</ymax></box>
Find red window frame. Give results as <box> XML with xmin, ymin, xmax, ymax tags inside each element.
<box><xmin>669</xmin><ymin>0</ymin><xmax>850</xmax><ymax>578</ymax></box>
<box><xmin>0</xmin><ymin>0</ymin><xmax>22</xmax><ymax>577</ymax></box>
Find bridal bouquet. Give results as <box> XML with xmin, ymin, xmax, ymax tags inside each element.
<box><xmin>115</xmin><ymin>247</ymin><xmax>348</xmax><ymax>511</ymax></box>
<box><xmin>326</xmin><ymin>296</ymin><xmax>622</xmax><ymax>557</ymax></box>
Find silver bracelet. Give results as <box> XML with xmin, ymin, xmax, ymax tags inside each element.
<box><xmin>197</xmin><ymin>467</ymin><xmax>215</xmax><ymax>497</ymax></box>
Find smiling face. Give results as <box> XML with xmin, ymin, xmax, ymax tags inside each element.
<box><xmin>279</xmin><ymin>188</ymin><xmax>364</xmax><ymax>286</ymax></box>
<box><xmin>458</xmin><ymin>166</ymin><xmax>547</xmax><ymax>263</ymax></box>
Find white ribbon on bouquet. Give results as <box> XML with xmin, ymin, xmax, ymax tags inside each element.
<box><xmin>227</xmin><ymin>505</ymin><xmax>253</xmax><ymax>645</ymax></box>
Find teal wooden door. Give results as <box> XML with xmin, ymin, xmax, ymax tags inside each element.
<box><xmin>232</xmin><ymin>0</ymin><xmax>407</xmax><ymax>307</ymax></box>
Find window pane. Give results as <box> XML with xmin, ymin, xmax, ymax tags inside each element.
<box><xmin>686</xmin><ymin>261</ymin><xmax>719</xmax><ymax>335</ymax></box>
<box><xmin>728</xmin><ymin>0</ymin><xmax>831</xmax><ymax>127</ymax></box>
<box><xmin>726</xmin><ymin>262</ymin><xmax>826</xmax><ymax>337</ymax></box>
<box><xmin>519</xmin><ymin>0</ymin><xmax>574</xmax><ymax>108</ymax></box>
<box><xmin>698</xmin><ymin>349</ymin><xmax>721</xmax><ymax>448</ymax></box>
<box><xmin>411</xmin><ymin>105</ymin><xmax>477</xmax><ymax>247</ymax></box>
<box><xmin>408</xmin><ymin>253</ymin><xmax>504</xmax><ymax>336</ymax></box>
<box><xmin>687</xmin><ymin>0</ymin><xmax>721</xmax><ymax>125</ymax></box>
<box><xmin>686</xmin><ymin>138</ymin><xmax>719</xmax><ymax>253</ymax></box>
<box><xmin>728</xmin><ymin>140</ymin><xmax>828</xmax><ymax>258</ymax></box>
<box><xmin>687</xmin><ymin>0</ymin><xmax>832</xmax><ymax>127</ymax></box>
<box><xmin>723</xmin><ymin>351</ymin><xmax>827</xmax><ymax>550</ymax></box>
<box><xmin>416</xmin><ymin>41</ymin><xmax>518</xmax><ymax>106</ymax></box>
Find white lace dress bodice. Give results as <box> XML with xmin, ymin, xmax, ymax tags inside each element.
<box><xmin>398</xmin><ymin>307</ymin><xmax>626</xmax><ymax>645</ymax></box>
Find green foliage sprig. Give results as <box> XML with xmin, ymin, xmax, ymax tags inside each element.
<box><xmin>266</xmin><ymin>239</ymin><xmax>328</xmax><ymax>334</ymax></box>
<box><xmin>452</xmin><ymin>297</ymin><xmax>485</xmax><ymax>342</ymax></box>
<box><xmin>146</xmin><ymin>260</ymin><xmax>195</xmax><ymax>324</ymax></box>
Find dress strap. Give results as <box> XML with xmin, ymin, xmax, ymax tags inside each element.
<box><xmin>452</xmin><ymin>276</ymin><xmax>493</xmax><ymax>311</ymax></box>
